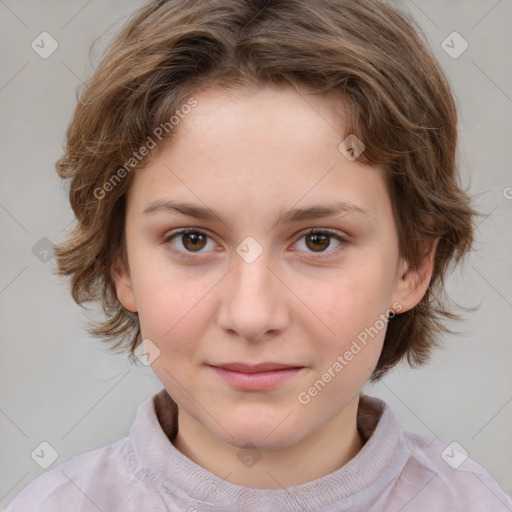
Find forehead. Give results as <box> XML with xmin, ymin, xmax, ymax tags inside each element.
<box><xmin>127</xmin><ymin>84</ymin><xmax>390</xmax><ymax>224</ymax></box>
<box><xmin>171</xmin><ymin>84</ymin><xmax>347</xmax><ymax>153</ymax></box>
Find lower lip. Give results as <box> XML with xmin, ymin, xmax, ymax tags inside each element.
<box><xmin>209</xmin><ymin>366</ymin><xmax>303</xmax><ymax>391</ymax></box>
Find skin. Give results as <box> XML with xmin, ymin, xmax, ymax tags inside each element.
<box><xmin>114</xmin><ymin>83</ymin><xmax>435</xmax><ymax>489</ymax></box>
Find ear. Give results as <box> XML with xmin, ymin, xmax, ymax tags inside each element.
<box><xmin>391</xmin><ymin>238</ymin><xmax>438</xmax><ymax>313</ymax></box>
<box><xmin>112</xmin><ymin>255</ymin><xmax>138</xmax><ymax>313</ymax></box>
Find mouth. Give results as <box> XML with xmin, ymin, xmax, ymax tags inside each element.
<box><xmin>206</xmin><ymin>362</ymin><xmax>306</xmax><ymax>391</ymax></box>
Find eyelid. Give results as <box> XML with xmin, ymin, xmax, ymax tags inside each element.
<box><xmin>163</xmin><ymin>227</ymin><xmax>350</xmax><ymax>259</ymax></box>
<box><xmin>292</xmin><ymin>227</ymin><xmax>349</xmax><ymax>259</ymax></box>
<box><xmin>162</xmin><ymin>227</ymin><xmax>216</xmax><ymax>258</ymax></box>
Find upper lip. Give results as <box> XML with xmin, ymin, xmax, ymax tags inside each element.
<box><xmin>209</xmin><ymin>362</ymin><xmax>303</xmax><ymax>373</ymax></box>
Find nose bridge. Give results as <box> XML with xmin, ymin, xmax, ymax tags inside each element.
<box><xmin>233</xmin><ymin>249</ymin><xmax>273</xmax><ymax>298</ymax></box>
<box><xmin>231</xmin><ymin>232</ymin><xmax>275</xmax><ymax>298</ymax></box>
<box><xmin>218</xmin><ymin>245</ymin><xmax>288</xmax><ymax>339</ymax></box>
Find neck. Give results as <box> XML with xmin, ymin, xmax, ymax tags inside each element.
<box><xmin>172</xmin><ymin>396</ymin><xmax>364</xmax><ymax>489</ymax></box>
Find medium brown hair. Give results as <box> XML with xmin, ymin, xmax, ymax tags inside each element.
<box><xmin>54</xmin><ymin>0</ymin><xmax>476</xmax><ymax>380</ymax></box>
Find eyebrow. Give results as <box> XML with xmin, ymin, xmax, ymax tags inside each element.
<box><xmin>142</xmin><ymin>199</ymin><xmax>369</xmax><ymax>229</ymax></box>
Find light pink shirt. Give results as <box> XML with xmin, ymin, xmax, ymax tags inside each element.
<box><xmin>4</xmin><ymin>389</ymin><xmax>512</xmax><ymax>511</ymax></box>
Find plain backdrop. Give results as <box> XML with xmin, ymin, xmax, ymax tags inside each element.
<box><xmin>1</xmin><ymin>0</ymin><xmax>511</xmax><ymax>508</ymax></box>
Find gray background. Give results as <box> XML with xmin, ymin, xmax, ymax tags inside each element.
<box><xmin>1</xmin><ymin>0</ymin><xmax>511</xmax><ymax>508</ymax></box>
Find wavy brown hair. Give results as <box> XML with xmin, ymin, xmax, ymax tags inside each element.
<box><xmin>54</xmin><ymin>0</ymin><xmax>476</xmax><ymax>380</ymax></box>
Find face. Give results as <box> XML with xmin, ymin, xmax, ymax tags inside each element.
<box><xmin>114</xmin><ymin>84</ymin><xmax>429</xmax><ymax>451</ymax></box>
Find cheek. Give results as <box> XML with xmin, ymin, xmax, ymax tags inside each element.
<box><xmin>320</xmin><ymin>264</ymin><xmax>394</xmax><ymax>333</ymax></box>
<box><xmin>138</xmin><ymin>280</ymin><xmax>211</xmax><ymax>400</ymax></box>
<box><xmin>136</xmin><ymin>283</ymin><xmax>209</xmax><ymax>351</ymax></box>
<box><xmin>301</xmin><ymin>259</ymin><xmax>394</xmax><ymax>384</ymax></box>
<box><xmin>300</xmin><ymin>272</ymin><xmax>390</xmax><ymax>407</ymax></box>
<box><xmin>128</xmin><ymin>249</ymin><xmax>214</xmax><ymax>353</ymax></box>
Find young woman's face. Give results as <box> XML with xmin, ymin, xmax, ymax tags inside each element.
<box><xmin>115</xmin><ymin>84</ymin><xmax>420</xmax><ymax>450</ymax></box>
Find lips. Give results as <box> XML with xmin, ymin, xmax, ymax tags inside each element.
<box><xmin>212</xmin><ymin>362</ymin><xmax>302</xmax><ymax>373</ymax></box>
<box><xmin>207</xmin><ymin>362</ymin><xmax>305</xmax><ymax>391</ymax></box>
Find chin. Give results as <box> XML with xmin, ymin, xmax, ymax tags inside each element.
<box><xmin>214</xmin><ymin>411</ymin><xmax>308</xmax><ymax>450</ymax></box>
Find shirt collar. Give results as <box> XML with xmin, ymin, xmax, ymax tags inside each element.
<box><xmin>129</xmin><ymin>388</ymin><xmax>408</xmax><ymax>511</ymax></box>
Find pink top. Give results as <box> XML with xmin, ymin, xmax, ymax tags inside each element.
<box><xmin>4</xmin><ymin>389</ymin><xmax>512</xmax><ymax>511</ymax></box>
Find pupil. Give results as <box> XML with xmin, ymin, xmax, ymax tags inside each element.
<box><xmin>308</xmin><ymin>233</ymin><xmax>329</xmax><ymax>251</ymax></box>
<box><xmin>184</xmin><ymin>233</ymin><xmax>206</xmax><ymax>251</ymax></box>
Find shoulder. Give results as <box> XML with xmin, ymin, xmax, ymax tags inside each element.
<box><xmin>390</xmin><ymin>430</ymin><xmax>512</xmax><ymax>511</ymax></box>
<box><xmin>3</xmin><ymin>437</ymin><xmax>155</xmax><ymax>512</ymax></box>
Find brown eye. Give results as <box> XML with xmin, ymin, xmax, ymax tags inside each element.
<box><xmin>294</xmin><ymin>229</ymin><xmax>346</xmax><ymax>257</ymax></box>
<box><xmin>181</xmin><ymin>232</ymin><xmax>207</xmax><ymax>252</ymax></box>
<box><xmin>164</xmin><ymin>228</ymin><xmax>215</xmax><ymax>255</ymax></box>
<box><xmin>305</xmin><ymin>232</ymin><xmax>331</xmax><ymax>252</ymax></box>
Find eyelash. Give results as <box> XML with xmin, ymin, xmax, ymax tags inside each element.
<box><xmin>162</xmin><ymin>227</ymin><xmax>349</xmax><ymax>260</ymax></box>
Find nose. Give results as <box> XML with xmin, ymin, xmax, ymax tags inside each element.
<box><xmin>217</xmin><ymin>251</ymin><xmax>290</xmax><ymax>342</ymax></box>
